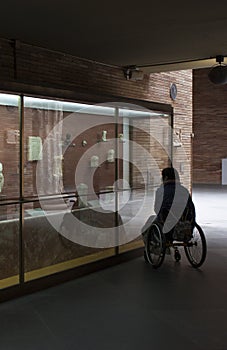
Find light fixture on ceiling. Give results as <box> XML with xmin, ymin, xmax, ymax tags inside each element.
<box><xmin>123</xmin><ymin>65</ymin><xmax>144</xmax><ymax>81</ymax></box>
<box><xmin>208</xmin><ymin>55</ymin><xmax>227</xmax><ymax>85</ymax></box>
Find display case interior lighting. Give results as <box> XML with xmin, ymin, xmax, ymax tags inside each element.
<box><xmin>0</xmin><ymin>93</ymin><xmax>20</xmax><ymax>107</ymax></box>
<box><xmin>24</xmin><ymin>96</ymin><xmax>115</xmax><ymax>115</ymax></box>
<box><xmin>0</xmin><ymin>93</ymin><xmax>170</xmax><ymax>119</ymax></box>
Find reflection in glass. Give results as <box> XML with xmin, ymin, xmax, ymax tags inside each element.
<box><xmin>119</xmin><ymin>109</ymin><xmax>171</xmax><ymax>252</ymax></box>
<box><xmin>0</xmin><ymin>204</ymin><xmax>20</xmax><ymax>289</ymax></box>
<box><xmin>24</xmin><ymin>199</ymin><xmax>115</xmax><ymax>281</ymax></box>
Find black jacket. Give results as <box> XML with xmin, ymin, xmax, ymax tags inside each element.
<box><xmin>154</xmin><ymin>181</ymin><xmax>195</xmax><ymax>232</ymax></box>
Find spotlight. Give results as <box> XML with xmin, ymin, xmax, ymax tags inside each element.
<box><xmin>123</xmin><ymin>65</ymin><xmax>144</xmax><ymax>81</ymax></box>
<box><xmin>208</xmin><ymin>55</ymin><xmax>227</xmax><ymax>85</ymax></box>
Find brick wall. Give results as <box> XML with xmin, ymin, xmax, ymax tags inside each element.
<box><xmin>148</xmin><ymin>71</ymin><xmax>193</xmax><ymax>189</ymax></box>
<box><xmin>193</xmin><ymin>68</ymin><xmax>227</xmax><ymax>184</ymax></box>
<box><xmin>0</xmin><ymin>38</ymin><xmax>193</xmax><ymax>189</ymax></box>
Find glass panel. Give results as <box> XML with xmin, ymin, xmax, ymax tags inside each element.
<box><xmin>23</xmin><ymin>97</ymin><xmax>65</xmax><ymax>198</ymax></box>
<box><xmin>118</xmin><ymin>106</ymin><xmax>171</xmax><ymax>252</ymax></box>
<box><xmin>0</xmin><ymin>204</ymin><xmax>20</xmax><ymax>289</ymax></box>
<box><xmin>23</xmin><ymin>98</ymin><xmax>118</xmax><ymax>280</ymax></box>
<box><xmin>22</xmin><ymin>96</ymin><xmax>172</xmax><ymax>279</ymax></box>
<box><xmin>0</xmin><ymin>93</ymin><xmax>20</xmax><ymax>289</ymax></box>
<box><xmin>24</xmin><ymin>199</ymin><xmax>114</xmax><ymax>281</ymax></box>
<box><xmin>0</xmin><ymin>93</ymin><xmax>20</xmax><ymax>200</ymax></box>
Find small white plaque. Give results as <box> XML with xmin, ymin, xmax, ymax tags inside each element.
<box><xmin>28</xmin><ymin>136</ymin><xmax>43</xmax><ymax>161</ymax></box>
<box><xmin>222</xmin><ymin>159</ymin><xmax>227</xmax><ymax>185</ymax></box>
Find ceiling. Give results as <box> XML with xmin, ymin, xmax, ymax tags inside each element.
<box><xmin>1</xmin><ymin>1</ymin><xmax>227</xmax><ymax>73</ymax></box>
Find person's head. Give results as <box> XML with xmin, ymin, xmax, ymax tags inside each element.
<box><xmin>161</xmin><ymin>167</ymin><xmax>180</xmax><ymax>184</ymax></box>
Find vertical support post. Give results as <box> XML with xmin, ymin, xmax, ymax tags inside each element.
<box><xmin>114</xmin><ymin>107</ymin><xmax>119</xmax><ymax>253</ymax></box>
<box><xmin>19</xmin><ymin>95</ymin><xmax>24</xmax><ymax>284</ymax></box>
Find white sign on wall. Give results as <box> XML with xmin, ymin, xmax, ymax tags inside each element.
<box><xmin>28</xmin><ymin>136</ymin><xmax>43</xmax><ymax>161</ymax></box>
<box><xmin>222</xmin><ymin>159</ymin><xmax>227</xmax><ymax>185</ymax></box>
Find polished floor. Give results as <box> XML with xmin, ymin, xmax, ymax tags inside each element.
<box><xmin>0</xmin><ymin>185</ymin><xmax>227</xmax><ymax>350</ymax></box>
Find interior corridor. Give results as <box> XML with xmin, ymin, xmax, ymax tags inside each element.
<box><xmin>0</xmin><ymin>185</ymin><xmax>226</xmax><ymax>350</ymax></box>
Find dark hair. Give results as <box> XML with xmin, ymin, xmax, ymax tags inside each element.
<box><xmin>162</xmin><ymin>167</ymin><xmax>180</xmax><ymax>182</ymax></box>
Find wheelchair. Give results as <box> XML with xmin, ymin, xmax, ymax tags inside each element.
<box><xmin>144</xmin><ymin>220</ymin><xmax>207</xmax><ymax>269</ymax></box>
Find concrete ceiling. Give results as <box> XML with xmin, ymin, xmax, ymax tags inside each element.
<box><xmin>1</xmin><ymin>1</ymin><xmax>227</xmax><ymax>73</ymax></box>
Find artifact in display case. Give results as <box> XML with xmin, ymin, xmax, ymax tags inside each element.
<box><xmin>102</xmin><ymin>130</ymin><xmax>107</xmax><ymax>142</ymax></box>
<box><xmin>77</xmin><ymin>183</ymin><xmax>88</xmax><ymax>207</ymax></box>
<box><xmin>90</xmin><ymin>155</ymin><xmax>99</xmax><ymax>168</ymax></box>
<box><xmin>119</xmin><ymin>133</ymin><xmax>125</xmax><ymax>143</ymax></box>
<box><xmin>0</xmin><ymin>162</ymin><xmax>4</xmax><ymax>193</ymax></box>
<box><xmin>0</xmin><ymin>162</ymin><xmax>6</xmax><ymax>219</ymax></box>
<box><xmin>107</xmin><ymin>149</ymin><xmax>115</xmax><ymax>163</ymax></box>
<box><xmin>6</xmin><ymin>129</ymin><xmax>19</xmax><ymax>144</ymax></box>
<box><xmin>28</xmin><ymin>136</ymin><xmax>43</xmax><ymax>161</ymax></box>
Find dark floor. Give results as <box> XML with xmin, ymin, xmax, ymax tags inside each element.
<box><xmin>0</xmin><ymin>185</ymin><xmax>227</xmax><ymax>350</ymax></box>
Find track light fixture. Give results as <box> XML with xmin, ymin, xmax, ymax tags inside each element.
<box><xmin>208</xmin><ymin>55</ymin><xmax>227</xmax><ymax>85</ymax></box>
<box><xmin>123</xmin><ymin>65</ymin><xmax>144</xmax><ymax>81</ymax></box>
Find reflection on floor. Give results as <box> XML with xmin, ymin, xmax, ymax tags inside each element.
<box><xmin>193</xmin><ymin>184</ymin><xmax>227</xmax><ymax>229</ymax></box>
<box><xmin>0</xmin><ymin>185</ymin><xmax>226</xmax><ymax>350</ymax></box>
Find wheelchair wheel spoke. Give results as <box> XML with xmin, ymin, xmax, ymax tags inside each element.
<box><xmin>184</xmin><ymin>223</ymin><xmax>207</xmax><ymax>268</ymax></box>
<box><xmin>145</xmin><ymin>223</ymin><xmax>166</xmax><ymax>268</ymax></box>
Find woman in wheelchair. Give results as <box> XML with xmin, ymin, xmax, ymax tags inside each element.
<box><xmin>142</xmin><ymin>167</ymin><xmax>207</xmax><ymax>268</ymax></box>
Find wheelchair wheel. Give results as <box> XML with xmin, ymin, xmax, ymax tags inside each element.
<box><xmin>184</xmin><ymin>223</ymin><xmax>207</xmax><ymax>268</ymax></box>
<box><xmin>143</xmin><ymin>250</ymin><xmax>149</xmax><ymax>263</ymax></box>
<box><xmin>145</xmin><ymin>223</ymin><xmax>166</xmax><ymax>268</ymax></box>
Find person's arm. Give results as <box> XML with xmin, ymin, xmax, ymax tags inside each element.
<box><xmin>154</xmin><ymin>186</ymin><xmax>163</xmax><ymax>214</ymax></box>
<box><xmin>185</xmin><ymin>190</ymin><xmax>196</xmax><ymax>223</ymax></box>
<box><xmin>190</xmin><ymin>196</ymin><xmax>196</xmax><ymax>223</ymax></box>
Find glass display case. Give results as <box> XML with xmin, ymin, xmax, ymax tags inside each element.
<box><xmin>0</xmin><ymin>93</ymin><xmax>173</xmax><ymax>287</ymax></box>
